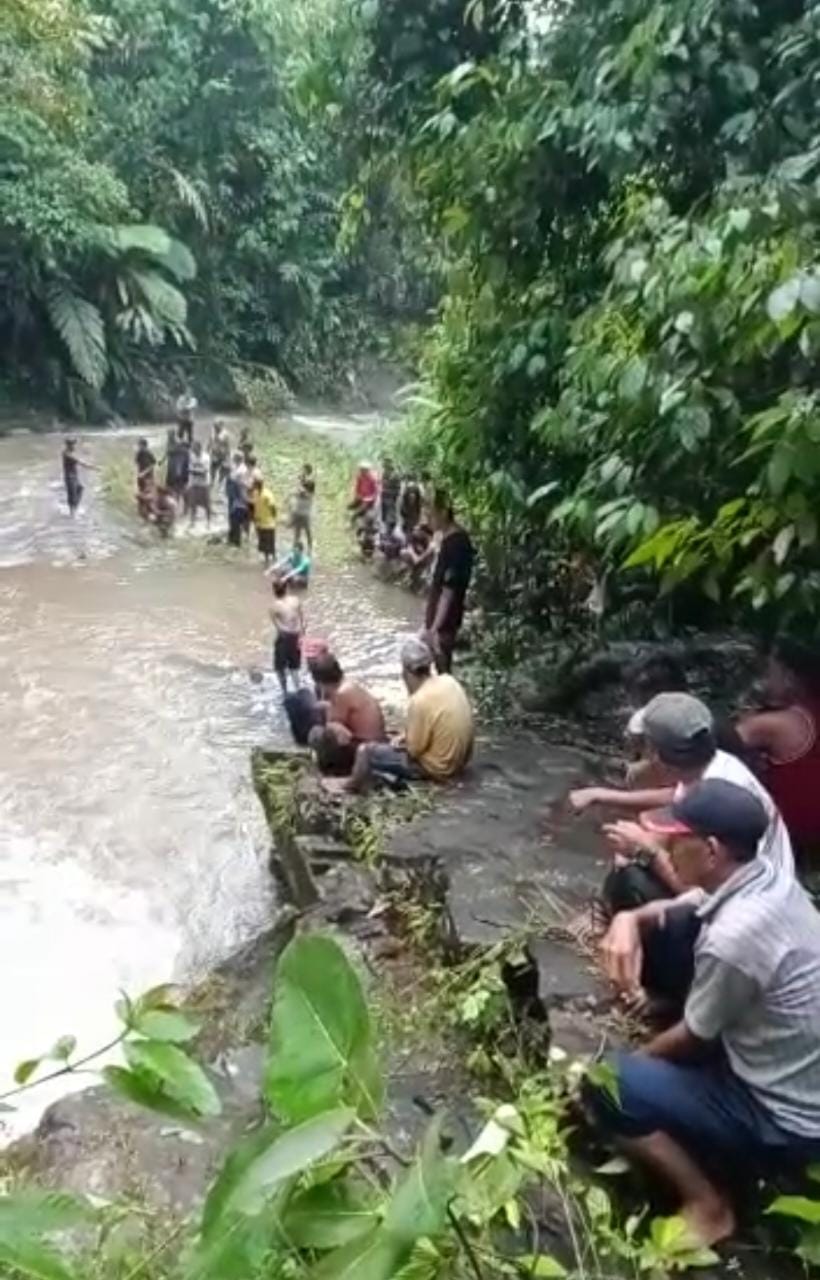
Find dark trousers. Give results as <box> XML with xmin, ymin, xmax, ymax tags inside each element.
<box><xmin>228</xmin><ymin>511</ymin><xmax>245</xmax><ymax>547</ymax></box>
<box><xmin>284</xmin><ymin>688</ymin><xmax>324</xmax><ymax>746</ymax></box>
<box><xmin>603</xmin><ymin>864</ymin><xmax>699</xmax><ymax>1012</ymax></box>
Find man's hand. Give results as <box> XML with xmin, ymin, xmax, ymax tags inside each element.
<box><xmin>603</xmin><ymin>819</ymin><xmax>658</xmax><ymax>858</ymax></box>
<box><xmin>600</xmin><ymin>912</ymin><xmax>643</xmax><ymax>993</ymax></box>
<box><xmin>568</xmin><ymin>786</ymin><xmax>605</xmax><ymax>814</ymax></box>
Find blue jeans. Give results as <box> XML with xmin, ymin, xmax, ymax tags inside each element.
<box><xmin>588</xmin><ymin>1052</ymin><xmax>820</xmax><ymax>1173</ymax></box>
<box><xmin>367</xmin><ymin>744</ymin><xmax>425</xmax><ymax>783</ymax></box>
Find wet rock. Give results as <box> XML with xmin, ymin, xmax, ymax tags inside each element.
<box><xmin>386</xmin><ymin>734</ymin><xmax>602</xmax><ymax>954</ymax></box>
<box><xmin>296</xmin><ymin>835</ymin><xmax>353</xmax><ymax>874</ymax></box>
<box><xmin>527</xmin><ymin>937</ymin><xmax>609</xmax><ymax>1010</ymax></box>
<box><xmin>29</xmin><ymin>1046</ymin><xmax>266</xmax><ymax>1214</ymax></box>
<box><xmin>549</xmin><ymin>1008</ymin><xmax>620</xmax><ymax>1060</ymax></box>
<box><xmin>318</xmin><ymin>862</ymin><xmax>377</xmax><ymax>925</ymax></box>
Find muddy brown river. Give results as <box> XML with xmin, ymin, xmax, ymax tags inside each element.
<box><xmin>0</xmin><ymin>418</ymin><xmax>416</xmax><ymax>1134</ymax></box>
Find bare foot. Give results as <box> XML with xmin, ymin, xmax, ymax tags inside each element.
<box><xmin>320</xmin><ymin>776</ymin><xmax>350</xmax><ymax>797</ymax></box>
<box><xmin>681</xmin><ymin>1196</ymin><xmax>735</xmax><ymax>1247</ymax></box>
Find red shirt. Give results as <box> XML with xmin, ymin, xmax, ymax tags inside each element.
<box><xmin>765</xmin><ymin>701</ymin><xmax>820</xmax><ymax>855</ymax></box>
<box><xmin>354</xmin><ymin>471</ymin><xmax>377</xmax><ymax>503</ymax></box>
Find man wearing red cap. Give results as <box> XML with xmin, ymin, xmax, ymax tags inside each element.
<box><xmin>588</xmin><ymin>779</ymin><xmax>820</xmax><ymax>1247</ymax></box>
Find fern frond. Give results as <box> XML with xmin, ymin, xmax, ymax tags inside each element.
<box><xmin>44</xmin><ymin>282</ymin><xmax>107</xmax><ymax>388</ymax></box>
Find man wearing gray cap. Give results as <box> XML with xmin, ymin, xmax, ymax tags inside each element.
<box><xmin>342</xmin><ymin>636</ymin><xmax>474</xmax><ymax>793</ymax></box>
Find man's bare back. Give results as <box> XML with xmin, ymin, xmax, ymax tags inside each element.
<box><xmin>328</xmin><ymin>682</ymin><xmax>386</xmax><ymax>742</ymax></box>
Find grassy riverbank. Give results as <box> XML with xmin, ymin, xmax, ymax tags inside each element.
<box><xmin>101</xmin><ymin>416</ymin><xmax>357</xmax><ymax>569</ymax></box>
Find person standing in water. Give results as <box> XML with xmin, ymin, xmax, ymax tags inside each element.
<box><xmin>226</xmin><ymin>451</ymin><xmax>250</xmax><ymax>548</ymax></box>
<box><xmin>175</xmin><ymin>391</ymin><xmax>197</xmax><ymax>444</ymax></box>
<box><xmin>134</xmin><ymin>437</ymin><xmax>157</xmax><ymax>520</ymax></box>
<box><xmin>270</xmin><ymin>579</ymin><xmax>304</xmax><ymax>694</ymax></box>
<box><xmin>249</xmin><ymin>476</ymin><xmax>277</xmax><ymax>566</ymax></box>
<box><xmin>61</xmin><ymin>438</ymin><xmax>97</xmax><ymax>515</ymax></box>
<box><xmin>291</xmin><ymin>463</ymin><xmax>316</xmax><ymax>553</ymax></box>
<box><xmin>187</xmin><ymin>440</ymin><xmax>212</xmax><ymax>528</ymax></box>
<box><xmin>210</xmin><ymin>420</ymin><xmax>231</xmax><ymax>490</ymax></box>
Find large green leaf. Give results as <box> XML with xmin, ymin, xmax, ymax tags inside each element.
<box><xmin>44</xmin><ymin>284</ymin><xmax>107</xmax><ymax>389</ymax></box>
<box><xmin>128</xmin><ymin>269</ymin><xmax>188</xmax><ymax>329</ymax></box>
<box><xmin>103</xmin><ymin>1065</ymin><xmax>202</xmax><ymax>1122</ymax></box>
<box><xmin>0</xmin><ymin>1191</ymin><xmax>92</xmax><ymax>1236</ymax></box>
<box><xmin>107</xmin><ymin>223</ymin><xmax>172</xmax><ymax>258</ymax></box>
<box><xmin>767</xmin><ymin>1195</ymin><xmax>820</xmax><ymax>1225</ymax></box>
<box><xmin>282</xmin><ymin>1180</ymin><xmax>379</xmax><ymax>1249</ymax></box>
<box><xmin>159</xmin><ymin>237</ymin><xmax>197</xmax><ymax>283</ymax></box>
<box><xmin>0</xmin><ymin>1239</ymin><xmax>79</xmax><ymax>1280</ymax></box>
<box><xmin>189</xmin><ymin>1215</ymin><xmax>272</xmax><ymax>1280</ymax></box>
<box><xmin>202</xmin><ymin>1108</ymin><xmax>355</xmax><ymax>1234</ymax></box>
<box><xmin>382</xmin><ymin>1118</ymin><xmax>458</xmax><ymax>1246</ymax></box>
<box><xmin>131</xmin><ymin>1009</ymin><xmax>200</xmax><ymax>1042</ymax></box>
<box><xmin>266</xmin><ymin>934</ymin><xmax>383</xmax><ymax>1123</ymax></box>
<box><xmin>309</xmin><ymin>1227</ymin><xmax>403</xmax><ymax>1280</ymax></box>
<box><xmin>123</xmin><ymin>1040</ymin><xmax>220</xmax><ymax>1117</ymax></box>
<box><xmin>0</xmin><ymin>1191</ymin><xmax>94</xmax><ymax>1280</ymax></box>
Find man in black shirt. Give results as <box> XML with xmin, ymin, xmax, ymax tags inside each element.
<box><xmin>424</xmin><ymin>491</ymin><xmax>475</xmax><ymax>673</ymax></box>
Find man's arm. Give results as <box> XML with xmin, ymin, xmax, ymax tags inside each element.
<box><xmin>405</xmin><ymin>699</ymin><xmax>432</xmax><ymax>762</ymax></box>
<box><xmin>603</xmin><ymin>822</ymin><xmax>686</xmax><ymax>895</ymax></box>
<box><xmin>600</xmin><ymin>898</ymin><xmax>675</xmax><ymax>991</ymax></box>
<box><xmin>569</xmin><ymin>785</ymin><xmax>675</xmax><ymax>814</ymax></box>
<box><xmin>737</xmin><ymin>710</ymin><xmax>790</xmax><ymax>757</ymax></box>
<box><xmin>431</xmin><ymin>587</ymin><xmax>455</xmax><ymax>633</ymax></box>
<box><xmin>645</xmin><ymin>1020</ymin><xmax>710</xmax><ymax>1061</ymax></box>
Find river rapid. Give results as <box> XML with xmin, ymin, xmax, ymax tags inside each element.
<box><xmin>0</xmin><ymin>416</ymin><xmax>416</xmax><ymax>1135</ymax></box>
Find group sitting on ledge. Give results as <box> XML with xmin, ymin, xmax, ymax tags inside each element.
<box><xmin>576</xmin><ymin>637</ymin><xmax>820</xmax><ymax>1247</ymax></box>
<box><xmin>283</xmin><ymin>637</ymin><xmax>474</xmax><ymax>795</ymax></box>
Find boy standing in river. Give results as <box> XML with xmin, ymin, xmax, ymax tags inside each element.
<box><xmin>270</xmin><ymin>579</ymin><xmax>304</xmax><ymax>694</ymax></box>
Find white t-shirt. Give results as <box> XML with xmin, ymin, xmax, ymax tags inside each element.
<box><xmin>675</xmin><ymin>749</ymin><xmax>794</xmax><ymax>880</ymax></box>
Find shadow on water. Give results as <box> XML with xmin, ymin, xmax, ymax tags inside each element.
<box><xmin>0</xmin><ymin>420</ymin><xmax>417</xmax><ymax>1135</ymax></box>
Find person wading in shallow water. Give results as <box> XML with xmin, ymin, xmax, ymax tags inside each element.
<box><xmin>424</xmin><ymin>491</ymin><xmax>475</xmax><ymax>674</ymax></box>
<box><xmin>270</xmin><ymin>578</ymin><xmax>304</xmax><ymax>695</ymax></box>
<box><xmin>587</xmin><ymin>779</ymin><xmax>820</xmax><ymax>1248</ymax></box>
<box><xmin>61</xmin><ymin>438</ymin><xmax>97</xmax><ymax>514</ymax></box>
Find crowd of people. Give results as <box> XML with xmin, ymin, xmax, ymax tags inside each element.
<box><xmin>576</xmin><ymin>640</ymin><xmax>820</xmax><ymax>1247</ymax></box>
<box><xmin>128</xmin><ymin>398</ymin><xmax>317</xmax><ymax>577</ymax></box>
<box><xmin>61</xmin><ymin>407</ymin><xmax>479</xmax><ymax>795</ymax></box>
<box><xmin>348</xmin><ymin>460</ymin><xmax>438</xmax><ymax>582</ymax></box>
<box><xmin>59</xmin><ymin>405</ymin><xmax>820</xmax><ymax>1249</ymax></box>
<box><xmin>276</xmin><ymin>466</ymin><xmax>478</xmax><ymax>793</ymax></box>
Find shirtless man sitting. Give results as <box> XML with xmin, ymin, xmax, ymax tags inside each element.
<box><xmin>307</xmin><ymin>653</ymin><xmax>386</xmax><ymax>775</ymax></box>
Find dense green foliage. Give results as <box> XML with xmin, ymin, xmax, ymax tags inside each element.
<box><xmin>4</xmin><ymin>0</ymin><xmax>820</xmax><ymax>630</ymax></box>
<box><xmin>384</xmin><ymin>0</ymin><xmax>820</xmax><ymax>634</ymax></box>
<box><xmin>1</xmin><ymin>932</ymin><xmax>732</xmax><ymax>1279</ymax></box>
<box><xmin>0</xmin><ymin>0</ymin><xmax>421</xmax><ymax>415</ymax></box>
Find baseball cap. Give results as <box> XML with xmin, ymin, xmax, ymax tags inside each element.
<box><xmin>401</xmin><ymin>636</ymin><xmax>433</xmax><ymax>671</ymax></box>
<box><xmin>642</xmin><ymin>779</ymin><xmax>767</xmax><ymax>854</ymax></box>
<box><xmin>639</xmin><ymin>692</ymin><xmax>715</xmax><ymax>767</ymax></box>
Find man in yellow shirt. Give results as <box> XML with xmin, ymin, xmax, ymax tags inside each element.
<box><xmin>344</xmin><ymin>636</ymin><xmax>474</xmax><ymax>792</ymax></box>
<box><xmin>249</xmin><ymin>477</ymin><xmax>277</xmax><ymax>566</ymax></box>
